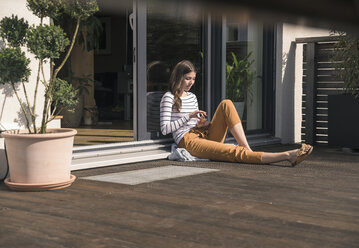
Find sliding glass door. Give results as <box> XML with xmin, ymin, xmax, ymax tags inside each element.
<box><xmin>134</xmin><ymin>0</ymin><xmax>204</xmax><ymax>140</ymax></box>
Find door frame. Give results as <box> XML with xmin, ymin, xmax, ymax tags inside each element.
<box><xmin>133</xmin><ymin>0</ymin><xmax>148</xmax><ymax>140</ymax></box>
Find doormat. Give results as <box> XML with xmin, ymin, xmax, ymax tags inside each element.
<box><xmin>82</xmin><ymin>165</ymin><xmax>219</xmax><ymax>185</ymax></box>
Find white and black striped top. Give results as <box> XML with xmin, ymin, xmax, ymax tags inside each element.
<box><xmin>160</xmin><ymin>91</ymin><xmax>198</xmax><ymax>144</ymax></box>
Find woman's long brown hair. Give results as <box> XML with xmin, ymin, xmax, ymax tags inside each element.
<box><xmin>169</xmin><ymin>60</ymin><xmax>196</xmax><ymax>112</ymax></box>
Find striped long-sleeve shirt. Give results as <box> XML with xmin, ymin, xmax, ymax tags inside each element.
<box><xmin>160</xmin><ymin>91</ymin><xmax>198</xmax><ymax>144</ymax></box>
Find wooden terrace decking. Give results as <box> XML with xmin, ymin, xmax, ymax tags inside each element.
<box><xmin>0</xmin><ymin>145</ymin><xmax>358</xmax><ymax>247</ymax></box>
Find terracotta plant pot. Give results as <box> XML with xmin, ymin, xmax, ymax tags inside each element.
<box><xmin>1</xmin><ymin>128</ymin><xmax>77</xmax><ymax>191</ymax></box>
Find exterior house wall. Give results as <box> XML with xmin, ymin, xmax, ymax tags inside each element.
<box><xmin>0</xmin><ymin>0</ymin><xmax>50</xmax><ymax>178</ymax></box>
<box><xmin>0</xmin><ymin>0</ymin><xmax>50</xmax><ymax>130</ymax></box>
<box><xmin>275</xmin><ymin>23</ymin><xmax>330</xmax><ymax>144</ymax></box>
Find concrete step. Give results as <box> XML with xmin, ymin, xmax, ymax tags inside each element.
<box><xmin>71</xmin><ymin>139</ymin><xmax>173</xmax><ymax>171</ymax></box>
<box><xmin>72</xmin><ymin>138</ymin><xmax>172</xmax><ymax>154</ymax></box>
<box><xmin>71</xmin><ymin>134</ymin><xmax>281</xmax><ymax>171</ymax></box>
<box><xmin>71</xmin><ymin>149</ymin><xmax>171</xmax><ymax>171</ymax></box>
<box><xmin>72</xmin><ymin>143</ymin><xmax>171</xmax><ymax>160</ymax></box>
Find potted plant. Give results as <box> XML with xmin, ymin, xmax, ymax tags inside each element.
<box><xmin>328</xmin><ymin>31</ymin><xmax>359</xmax><ymax>149</ymax></box>
<box><xmin>226</xmin><ymin>51</ymin><xmax>256</xmax><ymax>119</ymax></box>
<box><xmin>0</xmin><ymin>0</ymin><xmax>98</xmax><ymax>191</ymax></box>
<box><xmin>60</xmin><ymin>72</ymin><xmax>93</xmax><ymax>127</ymax></box>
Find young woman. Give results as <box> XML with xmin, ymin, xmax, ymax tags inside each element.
<box><xmin>160</xmin><ymin>60</ymin><xmax>313</xmax><ymax>165</ymax></box>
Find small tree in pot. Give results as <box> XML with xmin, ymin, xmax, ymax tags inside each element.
<box><xmin>328</xmin><ymin>31</ymin><xmax>359</xmax><ymax>149</ymax></box>
<box><xmin>0</xmin><ymin>0</ymin><xmax>98</xmax><ymax>191</ymax></box>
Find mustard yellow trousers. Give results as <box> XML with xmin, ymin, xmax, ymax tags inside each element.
<box><xmin>178</xmin><ymin>99</ymin><xmax>263</xmax><ymax>163</ymax></box>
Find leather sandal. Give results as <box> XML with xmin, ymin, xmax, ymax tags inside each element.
<box><xmin>292</xmin><ymin>143</ymin><xmax>313</xmax><ymax>167</ymax></box>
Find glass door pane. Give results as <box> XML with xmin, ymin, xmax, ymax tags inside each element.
<box><xmin>146</xmin><ymin>1</ymin><xmax>204</xmax><ymax>139</ymax></box>
<box><xmin>226</xmin><ymin>18</ymin><xmax>263</xmax><ymax>131</ymax></box>
<box><xmin>55</xmin><ymin>1</ymin><xmax>135</xmax><ymax>146</ymax></box>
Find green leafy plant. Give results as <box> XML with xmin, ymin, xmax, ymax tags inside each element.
<box><xmin>77</xmin><ymin>16</ymin><xmax>103</xmax><ymax>51</ymax></box>
<box><xmin>226</xmin><ymin>52</ymin><xmax>256</xmax><ymax>102</ymax></box>
<box><xmin>51</xmin><ymin>78</ymin><xmax>78</xmax><ymax>112</ymax></box>
<box><xmin>331</xmin><ymin>31</ymin><xmax>359</xmax><ymax>98</ymax></box>
<box><xmin>0</xmin><ymin>0</ymin><xmax>98</xmax><ymax>133</ymax></box>
<box><xmin>0</xmin><ymin>15</ymin><xmax>29</xmax><ymax>47</ymax></box>
<box><xmin>64</xmin><ymin>72</ymin><xmax>92</xmax><ymax>96</ymax></box>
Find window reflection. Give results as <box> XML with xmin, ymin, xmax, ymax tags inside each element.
<box><xmin>147</xmin><ymin>2</ymin><xmax>203</xmax><ymax>136</ymax></box>
<box><xmin>226</xmin><ymin>18</ymin><xmax>263</xmax><ymax>131</ymax></box>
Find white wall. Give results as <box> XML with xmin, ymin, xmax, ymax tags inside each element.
<box><xmin>275</xmin><ymin>23</ymin><xmax>330</xmax><ymax>144</ymax></box>
<box><xmin>0</xmin><ymin>0</ymin><xmax>50</xmax><ymax>131</ymax></box>
<box><xmin>0</xmin><ymin>0</ymin><xmax>50</xmax><ymax>178</ymax></box>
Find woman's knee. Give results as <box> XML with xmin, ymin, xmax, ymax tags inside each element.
<box><xmin>219</xmin><ymin>99</ymin><xmax>236</xmax><ymax>112</ymax></box>
<box><xmin>220</xmin><ymin>99</ymin><xmax>234</xmax><ymax>107</ymax></box>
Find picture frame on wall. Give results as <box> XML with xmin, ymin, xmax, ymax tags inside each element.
<box><xmin>96</xmin><ymin>17</ymin><xmax>111</xmax><ymax>55</ymax></box>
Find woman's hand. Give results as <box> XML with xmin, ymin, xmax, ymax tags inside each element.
<box><xmin>189</xmin><ymin>110</ymin><xmax>207</xmax><ymax>119</ymax></box>
<box><xmin>192</xmin><ymin>110</ymin><xmax>210</xmax><ymax>128</ymax></box>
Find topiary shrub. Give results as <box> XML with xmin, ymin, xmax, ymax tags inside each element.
<box><xmin>0</xmin><ymin>0</ymin><xmax>98</xmax><ymax>133</ymax></box>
